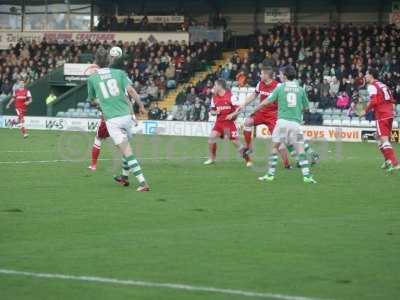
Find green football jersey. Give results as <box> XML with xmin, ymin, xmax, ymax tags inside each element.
<box><xmin>267</xmin><ymin>80</ymin><xmax>309</xmax><ymax>123</ymax></box>
<box><xmin>87</xmin><ymin>68</ymin><xmax>132</xmax><ymax>120</ymax></box>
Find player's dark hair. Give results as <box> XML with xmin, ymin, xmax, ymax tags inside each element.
<box><xmin>95</xmin><ymin>46</ymin><xmax>110</xmax><ymax>68</ymax></box>
<box><xmin>215</xmin><ymin>79</ymin><xmax>227</xmax><ymax>90</ymax></box>
<box><xmin>367</xmin><ymin>68</ymin><xmax>379</xmax><ymax>79</ymax></box>
<box><xmin>283</xmin><ymin>65</ymin><xmax>297</xmax><ymax>81</ymax></box>
<box><xmin>261</xmin><ymin>66</ymin><xmax>273</xmax><ymax>77</ymax></box>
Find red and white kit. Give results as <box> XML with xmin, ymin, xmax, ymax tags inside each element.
<box><xmin>89</xmin><ymin>115</ymin><xmax>110</xmax><ymax>170</ymax></box>
<box><xmin>211</xmin><ymin>89</ymin><xmax>240</xmax><ymax>140</ymax></box>
<box><xmin>366</xmin><ymin>80</ymin><xmax>395</xmax><ymax>137</ymax></box>
<box><xmin>13</xmin><ymin>87</ymin><xmax>32</xmax><ymax>123</ymax></box>
<box><xmin>252</xmin><ymin>79</ymin><xmax>279</xmax><ymax>132</ymax></box>
<box><xmin>366</xmin><ymin>79</ymin><xmax>398</xmax><ymax>167</ymax></box>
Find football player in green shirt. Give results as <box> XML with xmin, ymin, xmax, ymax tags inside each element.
<box><xmin>252</xmin><ymin>65</ymin><xmax>317</xmax><ymax>184</ymax></box>
<box><xmin>87</xmin><ymin>47</ymin><xmax>150</xmax><ymax>192</ymax></box>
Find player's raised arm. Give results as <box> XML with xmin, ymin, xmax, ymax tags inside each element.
<box><xmin>120</xmin><ymin>70</ymin><xmax>146</xmax><ymax>115</ymax></box>
<box><xmin>126</xmin><ymin>85</ymin><xmax>145</xmax><ymax>113</ymax></box>
<box><xmin>226</xmin><ymin>94</ymin><xmax>241</xmax><ymax>120</ymax></box>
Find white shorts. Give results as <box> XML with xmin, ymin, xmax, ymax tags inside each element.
<box><xmin>271</xmin><ymin>119</ymin><xmax>304</xmax><ymax>145</ymax></box>
<box><xmin>105</xmin><ymin>115</ymin><xmax>135</xmax><ymax>145</ymax></box>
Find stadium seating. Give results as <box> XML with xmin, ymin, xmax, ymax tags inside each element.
<box><xmin>57</xmin><ymin>102</ymin><xmax>101</xmax><ymax>118</ymax></box>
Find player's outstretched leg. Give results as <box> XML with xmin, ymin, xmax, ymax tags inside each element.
<box><xmin>114</xmin><ymin>158</ymin><xmax>130</xmax><ymax>186</ymax></box>
<box><xmin>286</xmin><ymin>144</ymin><xmax>297</xmax><ymax>160</ymax></box>
<box><xmin>116</xmin><ymin>140</ymin><xmax>150</xmax><ymax>192</ymax></box>
<box><xmin>278</xmin><ymin>144</ymin><xmax>291</xmax><ymax>169</ymax></box>
<box><xmin>305</xmin><ymin>142</ymin><xmax>320</xmax><ymax>165</ymax></box>
<box><xmin>298</xmin><ymin>152</ymin><xmax>316</xmax><ymax>183</ymax></box>
<box><xmin>380</xmin><ymin>141</ymin><xmax>399</xmax><ymax>173</ymax></box>
<box><xmin>378</xmin><ymin>143</ymin><xmax>387</xmax><ymax>169</ymax></box>
<box><xmin>232</xmin><ymin>138</ymin><xmax>252</xmax><ymax>167</ymax></box>
<box><xmin>288</xmin><ymin>142</ymin><xmax>319</xmax><ymax>167</ymax></box>
<box><xmin>295</xmin><ymin>140</ymin><xmax>316</xmax><ymax>183</ymax></box>
<box><xmin>242</xmin><ymin>117</ymin><xmax>254</xmax><ymax>155</ymax></box>
<box><xmin>259</xmin><ymin>143</ymin><xmax>279</xmax><ymax>181</ymax></box>
<box><xmin>18</xmin><ymin>114</ymin><xmax>28</xmax><ymax>138</ymax></box>
<box><xmin>89</xmin><ymin>137</ymin><xmax>102</xmax><ymax>171</ymax></box>
<box><xmin>21</xmin><ymin>126</ymin><xmax>28</xmax><ymax>138</ymax></box>
<box><xmin>204</xmin><ymin>131</ymin><xmax>219</xmax><ymax>165</ymax></box>
<box><xmin>127</xmin><ymin>154</ymin><xmax>149</xmax><ymax>191</ymax></box>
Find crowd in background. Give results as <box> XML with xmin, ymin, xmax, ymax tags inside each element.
<box><xmin>222</xmin><ymin>23</ymin><xmax>400</xmax><ymax>109</ymax></box>
<box><xmin>169</xmin><ymin>23</ymin><xmax>400</xmax><ymax>121</ymax></box>
<box><xmin>114</xmin><ymin>40</ymin><xmax>221</xmax><ymax>106</ymax></box>
<box><xmin>0</xmin><ymin>39</ymin><xmax>59</xmax><ymax>102</ymax></box>
<box><xmin>2</xmin><ymin>22</ymin><xmax>400</xmax><ymax>120</ymax></box>
<box><xmin>0</xmin><ymin>38</ymin><xmax>221</xmax><ymax>108</ymax></box>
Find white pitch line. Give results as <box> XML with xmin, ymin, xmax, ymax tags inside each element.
<box><xmin>0</xmin><ymin>157</ymin><xmax>208</xmax><ymax>165</ymax></box>
<box><xmin>0</xmin><ymin>268</ymin><xmax>326</xmax><ymax>300</ymax></box>
<box><xmin>0</xmin><ymin>150</ymin><xmax>55</xmax><ymax>153</ymax></box>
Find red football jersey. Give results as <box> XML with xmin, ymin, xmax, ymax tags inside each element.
<box><xmin>13</xmin><ymin>87</ymin><xmax>32</xmax><ymax>109</ymax></box>
<box><xmin>255</xmin><ymin>79</ymin><xmax>279</xmax><ymax>116</ymax></box>
<box><xmin>366</xmin><ymin>80</ymin><xmax>394</xmax><ymax>120</ymax></box>
<box><xmin>211</xmin><ymin>90</ymin><xmax>239</xmax><ymax>123</ymax></box>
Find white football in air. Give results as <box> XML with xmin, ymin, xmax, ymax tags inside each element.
<box><xmin>110</xmin><ymin>46</ymin><xmax>122</xmax><ymax>58</ymax></box>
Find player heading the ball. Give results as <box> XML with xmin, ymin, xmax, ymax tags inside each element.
<box><xmin>87</xmin><ymin>46</ymin><xmax>150</xmax><ymax>192</ymax></box>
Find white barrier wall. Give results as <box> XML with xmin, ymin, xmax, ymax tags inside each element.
<box><xmin>1</xmin><ymin>115</ymin><xmax>393</xmax><ymax>143</ymax></box>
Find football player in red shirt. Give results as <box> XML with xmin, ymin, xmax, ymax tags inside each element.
<box><xmin>240</xmin><ymin>66</ymin><xmax>319</xmax><ymax>167</ymax></box>
<box><xmin>363</xmin><ymin>68</ymin><xmax>399</xmax><ymax>172</ymax></box>
<box><xmin>203</xmin><ymin>79</ymin><xmax>250</xmax><ymax>165</ymax></box>
<box><xmin>6</xmin><ymin>78</ymin><xmax>32</xmax><ymax>138</ymax></box>
<box><xmin>240</xmin><ymin>66</ymin><xmax>290</xmax><ymax>168</ymax></box>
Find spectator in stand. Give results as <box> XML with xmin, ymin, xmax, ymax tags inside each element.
<box><xmin>186</xmin><ymin>87</ymin><xmax>197</xmax><ymax>104</ymax></box>
<box><xmin>329</xmin><ymin>76</ymin><xmax>340</xmax><ymax>98</ymax></box>
<box><xmin>156</xmin><ymin>76</ymin><xmax>167</xmax><ymax>99</ymax></box>
<box><xmin>395</xmin><ymin>83</ymin><xmax>400</xmax><ymax>104</ymax></box>
<box><xmin>140</xmin><ymin>16</ymin><xmax>149</xmax><ymax>31</ymax></box>
<box><xmin>232</xmin><ymin>23</ymin><xmax>400</xmax><ymax>110</ymax></box>
<box><xmin>123</xmin><ymin>15</ymin><xmax>135</xmax><ymax>31</ymax></box>
<box><xmin>220</xmin><ymin>64</ymin><xmax>231</xmax><ymax>81</ymax></box>
<box><xmin>148</xmin><ymin>102</ymin><xmax>162</xmax><ymax>120</ymax></box>
<box><xmin>236</xmin><ymin>70</ymin><xmax>247</xmax><ymax>87</ymax></box>
<box><xmin>193</xmin><ymin>99</ymin><xmax>203</xmax><ymax>121</ymax></box>
<box><xmin>145</xmin><ymin>79</ymin><xmax>159</xmax><ymax>102</ymax></box>
<box><xmin>165</xmin><ymin>63</ymin><xmax>176</xmax><ymax>88</ymax></box>
<box><xmin>1</xmin><ymin>78</ymin><xmax>13</xmax><ymax>96</ymax></box>
<box><xmin>160</xmin><ymin>108</ymin><xmax>168</xmax><ymax>120</ymax></box>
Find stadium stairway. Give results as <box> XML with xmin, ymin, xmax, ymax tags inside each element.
<box><xmin>158</xmin><ymin>51</ymin><xmax>235</xmax><ymax>111</ymax></box>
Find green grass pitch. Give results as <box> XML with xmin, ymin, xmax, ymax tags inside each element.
<box><xmin>0</xmin><ymin>128</ymin><xmax>399</xmax><ymax>300</ymax></box>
